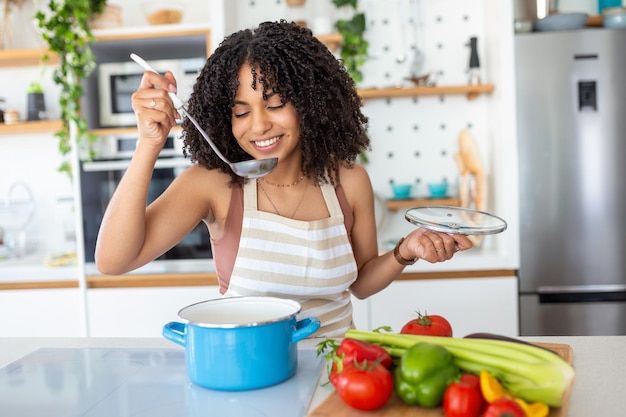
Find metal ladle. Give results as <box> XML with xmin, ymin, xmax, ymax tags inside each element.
<box><xmin>130</xmin><ymin>53</ymin><xmax>277</xmax><ymax>179</ymax></box>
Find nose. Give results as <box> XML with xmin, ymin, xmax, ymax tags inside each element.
<box><xmin>249</xmin><ymin>109</ymin><xmax>272</xmax><ymax>135</ymax></box>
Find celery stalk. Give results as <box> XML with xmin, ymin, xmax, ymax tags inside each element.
<box><xmin>345</xmin><ymin>329</ymin><xmax>574</xmax><ymax>407</ymax></box>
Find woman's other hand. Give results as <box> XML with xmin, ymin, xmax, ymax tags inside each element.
<box><xmin>401</xmin><ymin>229</ymin><xmax>473</xmax><ymax>264</ymax></box>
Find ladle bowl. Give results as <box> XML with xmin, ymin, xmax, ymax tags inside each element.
<box><xmin>130</xmin><ymin>53</ymin><xmax>278</xmax><ymax>178</ymax></box>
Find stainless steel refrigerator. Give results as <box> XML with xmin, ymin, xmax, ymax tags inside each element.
<box><xmin>515</xmin><ymin>29</ymin><xmax>626</xmax><ymax>336</ymax></box>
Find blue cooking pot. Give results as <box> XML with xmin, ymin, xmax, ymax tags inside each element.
<box><xmin>162</xmin><ymin>296</ymin><xmax>320</xmax><ymax>391</ymax></box>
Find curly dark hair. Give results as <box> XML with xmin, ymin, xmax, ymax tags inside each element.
<box><xmin>181</xmin><ymin>20</ymin><xmax>370</xmax><ymax>185</ymax></box>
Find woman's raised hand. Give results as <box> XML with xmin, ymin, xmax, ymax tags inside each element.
<box><xmin>131</xmin><ymin>70</ymin><xmax>180</xmax><ymax>145</ymax></box>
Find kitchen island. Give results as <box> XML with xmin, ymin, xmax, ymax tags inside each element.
<box><xmin>0</xmin><ymin>336</ymin><xmax>624</xmax><ymax>416</ymax></box>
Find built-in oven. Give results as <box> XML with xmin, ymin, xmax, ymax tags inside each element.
<box><xmin>79</xmin><ymin>132</ymin><xmax>212</xmax><ymax>265</ymax></box>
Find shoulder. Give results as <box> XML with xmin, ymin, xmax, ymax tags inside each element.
<box><xmin>174</xmin><ymin>164</ymin><xmax>235</xmax><ymax>220</ymax></box>
<box><xmin>337</xmin><ymin>163</ymin><xmax>372</xmax><ymax>189</ymax></box>
<box><xmin>337</xmin><ymin>163</ymin><xmax>374</xmax><ymax>205</ymax></box>
<box><xmin>179</xmin><ymin>163</ymin><xmax>233</xmax><ymax>186</ymax></box>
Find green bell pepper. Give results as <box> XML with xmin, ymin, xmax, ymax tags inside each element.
<box><xmin>395</xmin><ymin>342</ymin><xmax>460</xmax><ymax>408</ymax></box>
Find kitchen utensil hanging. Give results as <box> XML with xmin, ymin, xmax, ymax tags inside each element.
<box><xmin>405</xmin><ymin>206</ymin><xmax>507</xmax><ymax>235</ymax></box>
<box><xmin>409</xmin><ymin>0</ymin><xmax>425</xmax><ymax>78</ymax></box>
<box><xmin>395</xmin><ymin>0</ymin><xmax>408</xmax><ymax>63</ymax></box>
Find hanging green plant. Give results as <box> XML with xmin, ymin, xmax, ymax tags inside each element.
<box><xmin>332</xmin><ymin>0</ymin><xmax>368</xmax><ymax>83</ymax></box>
<box><xmin>35</xmin><ymin>0</ymin><xmax>107</xmax><ymax>179</ymax></box>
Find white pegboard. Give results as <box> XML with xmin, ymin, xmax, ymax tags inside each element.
<box><xmin>360</xmin><ymin>0</ymin><xmax>487</xmax><ymax>89</ymax></box>
<box><xmin>228</xmin><ymin>0</ymin><xmax>493</xmax><ymax>245</ymax></box>
<box><xmin>230</xmin><ymin>0</ymin><xmax>488</xmax><ymax>87</ymax></box>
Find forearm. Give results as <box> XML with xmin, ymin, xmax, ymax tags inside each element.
<box><xmin>350</xmin><ymin>249</ymin><xmax>407</xmax><ymax>299</ymax></box>
<box><xmin>350</xmin><ymin>230</ymin><xmax>473</xmax><ymax>299</ymax></box>
<box><xmin>94</xmin><ymin>143</ymin><xmax>161</xmax><ymax>274</ymax></box>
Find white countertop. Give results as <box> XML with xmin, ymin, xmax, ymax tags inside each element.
<box><xmin>1</xmin><ymin>247</ymin><xmax>515</xmax><ymax>282</ymax></box>
<box><xmin>0</xmin><ymin>336</ymin><xmax>624</xmax><ymax>416</ymax></box>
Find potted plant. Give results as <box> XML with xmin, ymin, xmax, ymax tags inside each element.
<box><xmin>35</xmin><ymin>0</ymin><xmax>107</xmax><ymax>179</ymax></box>
<box><xmin>332</xmin><ymin>0</ymin><xmax>368</xmax><ymax>83</ymax></box>
<box><xmin>26</xmin><ymin>81</ymin><xmax>46</xmax><ymax>121</ymax></box>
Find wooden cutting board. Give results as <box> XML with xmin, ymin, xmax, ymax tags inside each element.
<box><xmin>307</xmin><ymin>342</ymin><xmax>574</xmax><ymax>417</ymax></box>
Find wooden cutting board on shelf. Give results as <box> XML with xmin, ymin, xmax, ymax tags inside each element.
<box><xmin>307</xmin><ymin>342</ymin><xmax>574</xmax><ymax>417</ymax></box>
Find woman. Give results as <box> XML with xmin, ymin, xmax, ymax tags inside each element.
<box><xmin>95</xmin><ymin>21</ymin><xmax>472</xmax><ymax>337</ymax></box>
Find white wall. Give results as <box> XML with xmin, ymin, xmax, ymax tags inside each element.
<box><xmin>0</xmin><ymin>0</ymin><xmax>518</xmax><ymax>272</ymax></box>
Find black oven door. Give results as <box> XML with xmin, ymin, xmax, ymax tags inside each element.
<box><xmin>80</xmin><ymin>157</ymin><xmax>212</xmax><ymax>263</ymax></box>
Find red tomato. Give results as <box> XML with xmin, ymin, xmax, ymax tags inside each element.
<box><xmin>400</xmin><ymin>311</ymin><xmax>453</xmax><ymax>337</ymax></box>
<box><xmin>459</xmin><ymin>373</ymin><xmax>481</xmax><ymax>391</ymax></box>
<box><xmin>442</xmin><ymin>374</ymin><xmax>485</xmax><ymax>417</ymax></box>
<box><xmin>483</xmin><ymin>398</ymin><xmax>526</xmax><ymax>417</ymax></box>
<box><xmin>331</xmin><ymin>359</ymin><xmax>394</xmax><ymax>411</ymax></box>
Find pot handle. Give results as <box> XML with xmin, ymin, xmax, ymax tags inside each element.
<box><xmin>162</xmin><ymin>321</ymin><xmax>187</xmax><ymax>346</ymax></box>
<box><xmin>291</xmin><ymin>317</ymin><xmax>321</xmax><ymax>343</ymax></box>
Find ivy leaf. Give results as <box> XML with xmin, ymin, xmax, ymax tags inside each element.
<box><xmin>35</xmin><ymin>0</ymin><xmax>107</xmax><ymax>180</ymax></box>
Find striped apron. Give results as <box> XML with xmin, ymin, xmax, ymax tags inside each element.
<box><xmin>224</xmin><ymin>179</ymin><xmax>358</xmax><ymax>338</ymax></box>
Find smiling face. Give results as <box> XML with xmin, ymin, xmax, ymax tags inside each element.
<box><xmin>230</xmin><ymin>64</ymin><xmax>301</xmax><ymax>164</ymax></box>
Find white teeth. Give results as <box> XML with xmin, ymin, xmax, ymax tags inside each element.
<box><xmin>255</xmin><ymin>136</ymin><xmax>280</xmax><ymax>147</ymax></box>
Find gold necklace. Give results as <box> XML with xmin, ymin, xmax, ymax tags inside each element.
<box><xmin>260</xmin><ymin>174</ymin><xmax>305</xmax><ymax>188</ymax></box>
<box><xmin>258</xmin><ymin>179</ymin><xmax>309</xmax><ymax>218</ymax></box>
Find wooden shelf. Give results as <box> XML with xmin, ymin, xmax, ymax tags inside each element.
<box><xmin>386</xmin><ymin>197</ymin><xmax>461</xmax><ymax>212</ymax></box>
<box><xmin>0</xmin><ymin>24</ymin><xmax>212</xmax><ymax>68</ymax></box>
<box><xmin>358</xmin><ymin>84</ymin><xmax>495</xmax><ymax>100</ymax></box>
<box><xmin>316</xmin><ymin>33</ymin><xmax>342</xmax><ymax>51</ymax></box>
<box><xmin>0</xmin><ymin>119</ymin><xmax>62</xmax><ymax>135</ymax></box>
<box><xmin>89</xmin><ymin>125</ymin><xmax>182</xmax><ymax>136</ymax></box>
<box><xmin>0</xmin><ymin>48</ymin><xmax>58</xmax><ymax>68</ymax></box>
<box><xmin>1</xmin><ymin>27</ymin><xmax>337</xmax><ymax>69</ymax></box>
<box><xmin>92</xmin><ymin>24</ymin><xmax>212</xmax><ymax>57</ymax></box>
<box><xmin>92</xmin><ymin>25</ymin><xmax>210</xmax><ymax>41</ymax></box>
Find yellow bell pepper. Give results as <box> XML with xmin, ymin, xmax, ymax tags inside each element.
<box><xmin>479</xmin><ymin>369</ymin><xmax>506</xmax><ymax>403</ymax></box>
<box><xmin>515</xmin><ymin>398</ymin><xmax>550</xmax><ymax>417</ymax></box>
<box><xmin>481</xmin><ymin>369</ymin><xmax>550</xmax><ymax>417</ymax></box>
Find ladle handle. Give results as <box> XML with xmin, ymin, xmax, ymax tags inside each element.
<box><xmin>177</xmin><ymin>107</ymin><xmax>232</xmax><ymax>166</ymax></box>
<box><xmin>130</xmin><ymin>53</ymin><xmax>185</xmax><ymax>109</ymax></box>
<box><xmin>129</xmin><ymin>53</ymin><xmax>233</xmax><ymax>168</ymax></box>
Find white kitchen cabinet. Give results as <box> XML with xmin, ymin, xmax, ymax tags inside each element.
<box><xmin>365</xmin><ymin>277</ymin><xmax>519</xmax><ymax>337</ymax></box>
<box><xmin>0</xmin><ymin>288</ymin><xmax>84</xmax><ymax>337</ymax></box>
<box><xmin>86</xmin><ymin>286</ymin><xmax>221</xmax><ymax>337</ymax></box>
<box><xmin>351</xmin><ymin>295</ymin><xmax>369</xmax><ymax>330</ymax></box>
<box><xmin>87</xmin><ymin>286</ymin><xmax>371</xmax><ymax>338</ymax></box>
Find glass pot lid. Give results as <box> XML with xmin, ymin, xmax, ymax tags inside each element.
<box><xmin>404</xmin><ymin>206</ymin><xmax>507</xmax><ymax>235</ymax></box>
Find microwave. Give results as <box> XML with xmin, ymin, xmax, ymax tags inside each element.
<box><xmin>97</xmin><ymin>57</ymin><xmax>205</xmax><ymax>127</ymax></box>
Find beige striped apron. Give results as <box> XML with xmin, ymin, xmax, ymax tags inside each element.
<box><xmin>224</xmin><ymin>179</ymin><xmax>358</xmax><ymax>338</ymax></box>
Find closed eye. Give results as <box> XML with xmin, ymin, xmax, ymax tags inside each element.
<box><xmin>268</xmin><ymin>102</ymin><xmax>286</xmax><ymax>111</ymax></box>
<box><xmin>233</xmin><ymin>111</ymin><xmax>249</xmax><ymax>118</ymax></box>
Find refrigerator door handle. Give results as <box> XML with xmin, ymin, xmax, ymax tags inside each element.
<box><xmin>538</xmin><ymin>285</ymin><xmax>626</xmax><ymax>303</ymax></box>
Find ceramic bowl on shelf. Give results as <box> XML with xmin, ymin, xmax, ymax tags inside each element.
<box><xmin>534</xmin><ymin>13</ymin><xmax>589</xmax><ymax>32</ymax></box>
<box><xmin>89</xmin><ymin>4</ymin><xmax>123</xmax><ymax>29</ymax></box>
<box><xmin>427</xmin><ymin>182</ymin><xmax>448</xmax><ymax>198</ymax></box>
<box><xmin>143</xmin><ymin>1</ymin><xmax>186</xmax><ymax>25</ymax></box>
<box><xmin>391</xmin><ymin>183</ymin><xmax>413</xmax><ymax>199</ymax></box>
<box><xmin>603</xmin><ymin>7</ymin><xmax>626</xmax><ymax>28</ymax></box>
<box><xmin>514</xmin><ymin>19</ymin><xmax>534</xmax><ymax>33</ymax></box>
